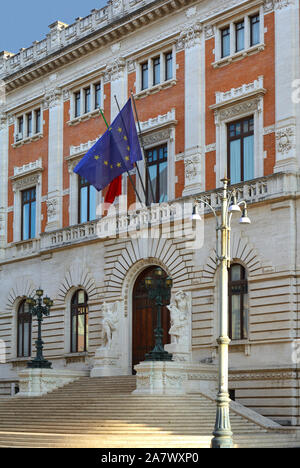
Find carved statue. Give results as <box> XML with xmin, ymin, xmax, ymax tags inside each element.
<box><xmin>167</xmin><ymin>291</ymin><xmax>190</xmax><ymax>345</ymax></box>
<box><xmin>101</xmin><ymin>302</ymin><xmax>119</xmax><ymax>349</ymax></box>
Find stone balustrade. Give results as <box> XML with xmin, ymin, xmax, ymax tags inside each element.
<box><xmin>0</xmin><ymin>0</ymin><xmax>149</xmax><ymax>80</ymax></box>
<box><xmin>1</xmin><ymin>172</ymin><xmax>298</xmax><ymax>262</ymax></box>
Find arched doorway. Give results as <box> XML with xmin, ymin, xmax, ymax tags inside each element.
<box><xmin>132</xmin><ymin>266</ymin><xmax>171</xmax><ymax>373</ymax></box>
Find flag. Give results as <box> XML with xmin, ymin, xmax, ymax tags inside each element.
<box><xmin>104</xmin><ymin>175</ymin><xmax>122</xmax><ymax>204</ymax></box>
<box><xmin>74</xmin><ymin>98</ymin><xmax>142</xmax><ymax>192</ymax></box>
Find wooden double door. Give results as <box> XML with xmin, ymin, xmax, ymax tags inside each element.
<box><xmin>132</xmin><ymin>266</ymin><xmax>171</xmax><ymax>373</ymax></box>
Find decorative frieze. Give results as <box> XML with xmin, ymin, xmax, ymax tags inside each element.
<box><xmin>214</xmin><ymin>98</ymin><xmax>263</xmax><ymax>125</ymax></box>
<box><xmin>142</xmin><ymin>129</ymin><xmax>171</xmax><ymax>147</ymax></box>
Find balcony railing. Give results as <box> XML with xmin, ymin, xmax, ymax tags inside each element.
<box><xmin>1</xmin><ymin>172</ymin><xmax>299</xmax><ymax>262</ymax></box>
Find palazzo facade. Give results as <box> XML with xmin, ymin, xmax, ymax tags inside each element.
<box><xmin>0</xmin><ymin>0</ymin><xmax>300</xmax><ymax>426</ymax></box>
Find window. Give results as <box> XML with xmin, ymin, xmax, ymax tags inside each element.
<box><xmin>21</xmin><ymin>187</ymin><xmax>36</xmax><ymax>241</ymax></box>
<box><xmin>75</xmin><ymin>91</ymin><xmax>81</xmax><ymax>118</ymax></box>
<box><xmin>228</xmin><ymin>264</ymin><xmax>248</xmax><ymax>341</ymax></box>
<box><xmin>250</xmin><ymin>15</ymin><xmax>260</xmax><ymax>46</ymax></box>
<box><xmin>35</xmin><ymin>109</ymin><xmax>41</xmax><ymax>134</ymax></box>
<box><xmin>146</xmin><ymin>145</ymin><xmax>168</xmax><ymax>204</ymax></box>
<box><xmin>141</xmin><ymin>62</ymin><xmax>149</xmax><ymax>90</ymax></box>
<box><xmin>15</xmin><ymin>108</ymin><xmax>42</xmax><ymax>143</ymax></box>
<box><xmin>17</xmin><ymin>116</ymin><xmax>24</xmax><ymax>141</ymax></box>
<box><xmin>78</xmin><ymin>176</ymin><xmax>97</xmax><ymax>224</ymax></box>
<box><xmin>221</xmin><ymin>27</ymin><xmax>230</xmax><ymax>58</ymax></box>
<box><xmin>165</xmin><ymin>52</ymin><xmax>173</xmax><ymax>81</ymax></box>
<box><xmin>84</xmin><ymin>87</ymin><xmax>91</xmax><ymax>114</ymax></box>
<box><xmin>71</xmin><ymin>290</ymin><xmax>88</xmax><ymax>353</ymax></box>
<box><xmin>17</xmin><ymin>300</ymin><xmax>32</xmax><ymax>358</ymax></box>
<box><xmin>95</xmin><ymin>82</ymin><xmax>101</xmax><ymax>109</ymax></box>
<box><xmin>153</xmin><ymin>57</ymin><xmax>160</xmax><ymax>86</ymax></box>
<box><xmin>236</xmin><ymin>21</ymin><xmax>245</xmax><ymax>52</ymax></box>
<box><xmin>26</xmin><ymin>112</ymin><xmax>32</xmax><ymax>137</ymax></box>
<box><xmin>227</xmin><ymin>116</ymin><xmax>254</xmax><ymax>185</ymax></box>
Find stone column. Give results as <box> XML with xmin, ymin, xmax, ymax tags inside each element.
<box><xmin>0</xmin><ymin>113</ymin><xmax>9</xmax><ymax>251</ymax></box>
<box><xmin>44</xmin><ymin>87</ymin><xmax>64</xmax><ymax>231</ymax></box>
<box><xmin>178</xmin><ymin>21</ymin><xmax>203</xmax><ymax>195</ymax></box>
<box><xmin>273</xmin><ymin>0</ymin><xmax>300</xmax><ymax>173</ymax></box>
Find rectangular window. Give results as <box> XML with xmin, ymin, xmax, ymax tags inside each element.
<box><xmin>228</xmin><ymin>116</ymin><xmax>254</xmax><ymax>185</ymax></box>
<box><xmin>228</xmin><ymin>264</ymin><xmax>248</xmax><ymax>341</ymax></box>
<box><xmin>35</xmin><ymin>109</ymin><xmax>41</xmax><ymax>134</ymax></box>
<box><xmin>21</xmin><ymin>187</ymin><xmax>36</xmax><ymax>241</ymax></box>
<box><xmin>236</xmin><ymin>21</ymin><xmax>245</xmax><ymax>52</ymax></box>
<box><xmin>165</xmin><ymin>52</ymin><xmax>173</xmax><ymax>81</ymax></box>
<box><xmin>17</xmin><ymin>116</ymin><xmax>24</xmax><ymax>141</ymax></box>
<box><xmin>78</xmin><ymin>177</ymin><xmax>97</xmax><ymax>224</ymax></box>
<box><xmin>153</xmin><ymin>57</ymin><xmax>160</xmax><ymax>86</ymax></box>
<box><xmin>221</xmin><ymin>27</ymin><xmax>230</xmax><ymax>58</ymax></box>
<box><xmin>75</xmin><ymin>91</ymin><xmax>81</xmax><ymax>118</ymax></box>
<box><xmin>141</xmin><ymin>62</ymin><xmax>149</xmax><ymax>90</ymax></box>
<box><xmin>146</xmin><ymin>145</ymin><xmax>168</xmax><ymax>205</ymax></box>
<box><xmin>84</xmin><ymin>87</ymin><xmax>91</xmax><ymax>114</ymax></box>
<box><xmin>26</xmin><ymin>113</ymin><xmax>32</xmax><ymax>137</ymax></box>
<box><xmin>250</xmin><ymin>14</ymin><xmax>260</xmax><ymax>46</ymax></box>
<box><xmin>94</xmin><ymin>82</ymin><xmax>101</xmax><ymax>109</ymax></box>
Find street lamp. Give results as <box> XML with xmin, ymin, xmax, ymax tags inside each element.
<box><xmin>26</xmin><ymin>289</ymin><xmax>54</xmax><ymax>369</ymax></box>
<box><xmin>193</xmin><ymin>177</ymin><xmax>251</xmax><ymax>449</ymax></box>
<box><xmin>144</xmin><ymin>267</ymin><xmax>173</xmax><ymax>362</ymax></box>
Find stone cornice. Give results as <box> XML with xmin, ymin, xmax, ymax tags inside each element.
<box><xmin>1</xmin><ymin>0</ymin><xmax>196</xmax><ymax>93</ymax></box>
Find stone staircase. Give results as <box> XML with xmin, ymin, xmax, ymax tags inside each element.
<box><xmin>0</xmin><ymin>376</ymin><xmax>298</xmax><ymax>448</ymax></box>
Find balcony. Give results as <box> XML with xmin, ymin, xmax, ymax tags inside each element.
<box><xmin>1</xmin><ymin>172</ymin><xmax>299</xmax><ymax>263</ymax></box>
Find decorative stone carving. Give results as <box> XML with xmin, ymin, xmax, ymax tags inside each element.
<box><xmin>264</xmin><ymin>0</ymin><xmax>295</xmax><ymax>11</ymax></box>
<box><xmin>133</xmin><ymin>361</ymin><xmax>188</xmax><ymax>395</ymax></box>
<box><xmin>12</xmin><ymin>173</ymin><xmax>41</xmax><ymax>193</ymax></box>
<box><xmin>176</xmin><ymin>22</ymin><xmax>202</xmax><ymax>50</ymax></box>
<box><xmin>214</xmin><ymin>98</ymin><xmax>262</xmax><ymax>125</ymax></box>
<box><xmin>101</xmin><ymin>302</ymin><xmax>120</xmax><ymax>350</ymax></box>
<box><xmin>142</xmin><ymin>129</ymin><xmax>170</xmax><ymax>147</ymax></box>
<box><xmin>105</xmin><ymin>57</ymin><xmax>126</xmax><ymax>82</ymax></box>
<box><xmin>165</xmin><ymin>291</ymin><xmax>192</xmax><ymax>362</ymax></box>
<box><xmin>91</xmin><ymin>301</ymin><xmax>124</xmax><ymax>377</ymax></box>
<box><xmin>43</xmin><ymin>88</ymin><xmax>62</xmax><ymax>109</ymax></box>
<box><xmin>184</xmin><ymin>154</ymin><xmax>201</xmax><ymax>183</ymax></box>
<box><xmin>46</xmin><ymin>198</ymin><xmax>59</xmax><ymax>225</ymax></box>
<box><xmin>17</xmin><ymin>369</ymin><xmax>87</xmax><ymax>398</ymax></box>
<box><xmin>276</xmin><ymin>126</ymin><xmax>295</xmax><ymax>155</ymax></box>
<box><xmin>205</xmin><ymin>24</ymin><xmax>215</xmax><ymax>39</ymax></box>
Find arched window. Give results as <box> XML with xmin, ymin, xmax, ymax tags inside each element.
<box><xmin>71</xmin><ymin>290</ymin><xmax>88</xmax><ymax>353</ymax></box>
<box><xmin>17</xmin><ymin>300</ymin><xmax>32</xmax><ymax>357</ymax></box>
<box><xmin>228</xmin><ymin>264</ymin><xmax>248</xmax><ymax>340</ymax></box>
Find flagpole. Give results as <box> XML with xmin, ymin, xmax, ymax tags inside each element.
<box><xmin>114</xmin><ymin>95</ymin><xmax>147</xmax><ymax>204</ymax></box>
<box><xmin>99</xmin><ymin>107</ymin><xmax>143</xmax><ymax>205</ymax></box>
<box><xmin>130</xmin><ymin>90</ymin><xmax>156</xmax><ymax>205</ymax></box>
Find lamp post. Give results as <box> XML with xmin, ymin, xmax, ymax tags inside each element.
<box><xmin>193</xmin><ymin>177</ymin><xmax>251</xmax><ymax>449</ymax></box>
<box><xmin>144</xmin><ymin>267</ymin><xmax>173</xmax><ymax>362</ymax></box>
<box><xmin>26</xmin><ymin>289</ymin><xmax>54</xmax><ymax>369</ymax></box>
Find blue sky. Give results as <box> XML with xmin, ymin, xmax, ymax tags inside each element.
<box><xmin>0</xmin><ymin>1</ymin><xmax>107</xmax><ymax>53</ymax></box>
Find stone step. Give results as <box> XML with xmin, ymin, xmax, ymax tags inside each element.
<box><xmin>0</xmin><ymin>375</ymin><xmax>298</xmax><ymax>448</ymax></box>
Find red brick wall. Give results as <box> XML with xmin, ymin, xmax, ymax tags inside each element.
<box><xmin>7</xmin><ymin>109</ymin><xmax>49</xmax><ymax>242</ymax></box>
<box><xmin>205</xmin><ymin>11</ymin><xmax>276</xmax><ymax>190</ymax></box>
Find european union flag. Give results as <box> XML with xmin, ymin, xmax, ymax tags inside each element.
<box><xmin>74</xmin><ymin>98</ymin><xmax>142</xmax><ymax>191</ymax></box>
